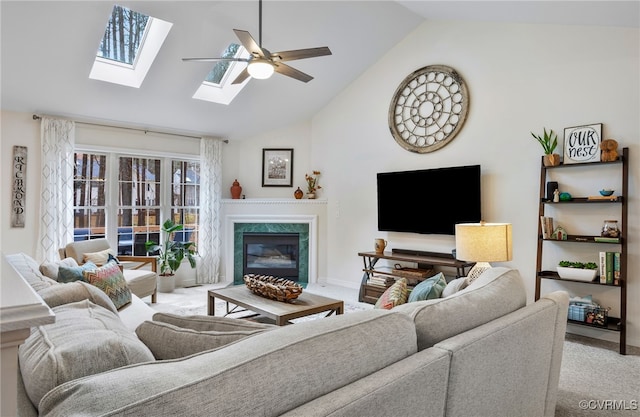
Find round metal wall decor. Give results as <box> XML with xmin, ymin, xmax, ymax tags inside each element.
<box><xmin>388</xmin><ymin>65</ymin><xmax>469</xmax><ymax>153</ymax></box>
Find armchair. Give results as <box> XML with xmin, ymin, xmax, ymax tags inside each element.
<box><xmin>59</xmin><ymin>238</ymin><xmax>158</xmax><ymax>303</ymax></box>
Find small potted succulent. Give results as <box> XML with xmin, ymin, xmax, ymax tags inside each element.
<box><xmin>531</xmin><ymin>128</ymin><xmax>560</xmax><ymax>166</ymax></box>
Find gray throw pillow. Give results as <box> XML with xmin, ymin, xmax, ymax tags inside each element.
<box><xmin>37</xmin><ymin>281</ymin><xmax>118</xmax><ymax>314</ymax></box>
<box><xmin>18</xmin><ymin>300</ymin><xmax>154</xmax><ymax>408</ymax></box>
<box><xmin>151</xmin><ymin>312</ymin><xmax>276</xmax><ymax>332</ymax></box>
<box><xmin>39</xmin><ymin>257</ymin><xmax>79</xmax><ymax>280</ymax></box>
<box><xmin>136</xmin><ymin>320</ymin><xmax>269</xmax><ymax>360</ymax></box>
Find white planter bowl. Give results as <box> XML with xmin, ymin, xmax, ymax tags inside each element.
<box><xmin>557</xmin><ymin>266</ymin><xmax>598</xmax><ymax>282</ymax></box>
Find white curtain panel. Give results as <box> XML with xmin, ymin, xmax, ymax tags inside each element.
<box><xmin>197</xmin><ymin>136</ymin><xmax>224</xmax><ymax>283</ymax></box>
<box><xmin>37</xmin><ymin>117</ymin><xmax>75</xmax><ymax>262</ymax></box>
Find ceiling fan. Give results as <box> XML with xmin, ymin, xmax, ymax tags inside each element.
<box><xmin>182</xmin><ymin>0</ymin><xmax>332</xmax><ymax>84</ymax></box>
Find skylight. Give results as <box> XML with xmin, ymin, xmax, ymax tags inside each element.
<box><xmin>192</xmin><ymin>43</ymin><xmax>251</xmax><ymax>105</ymax></box>
<box><xmin>89</xmin><ymin>5</ymin><xmax>172</xmax><ymax>88</ymax></box>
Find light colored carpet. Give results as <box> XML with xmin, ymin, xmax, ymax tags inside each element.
<box><xmin>148</xmin><ymin>284</ymin><xmax>639</xmax><ymax>416</ymax></box>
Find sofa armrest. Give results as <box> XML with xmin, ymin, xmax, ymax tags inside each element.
<box><xmin>117</xmin><ymin>256</ymin><xmax>157</xmax><ymax>273</ymax></box>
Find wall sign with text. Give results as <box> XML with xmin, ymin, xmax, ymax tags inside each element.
<box><xmin>563</xmin><ymin>123</ymin><xmax>602</xmax><ymax>164</ymax></box>
<box><xmin>12</xmin><ymin>146</ymin><xmax>27</xmax><ymax>227</ymax></box>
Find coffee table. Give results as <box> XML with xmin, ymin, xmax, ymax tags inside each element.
<box><xmin>208</xmin><ymin>286</ymin><xmax>344</xmax><ymax>326</ymax></box>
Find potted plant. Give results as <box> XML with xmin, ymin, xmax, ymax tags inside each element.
<box><xmin>557</xmin><ymin>260</ymin><xmax>598</xmax><ymax>282</ymax></box>
<box><xmin>305</xmin><ymin>171</ymin><xmax>322</xmax><ymax>199</ymax></box>
<box><xmin>531</xmin><ymin>128</ymin><xmax>560</xmax><ymax>166</ymax></box>
<box><xmin>145</xmin><ymin>219</ymin><xmax>197</xmax><ymax>292</ymax></box>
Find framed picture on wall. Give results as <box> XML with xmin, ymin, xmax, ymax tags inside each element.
<box><xmin>262</xmin><ymin>148</ymin><xmax>294</xmax><ymax>187</ymax></box>
<box><xmin>563</xmin><ymin>123</ymin><xmax>602</xmax><ymax>164</ymax></box>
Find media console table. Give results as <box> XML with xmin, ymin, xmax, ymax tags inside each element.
<box><xmin>358</xmin><ymin>249</ymin><xmax>474</xmax><ymax>304</ymax></box>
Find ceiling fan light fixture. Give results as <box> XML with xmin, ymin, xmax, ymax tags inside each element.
<box><xmin>247</xmin><ymin>60</ymin><xmax>274</xmax><ymax>79</ymax></box>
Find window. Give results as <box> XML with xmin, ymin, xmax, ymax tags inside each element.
<box><xmin>192</xmin><ymin>43</ymin><xmax>252</xmax><ymax>105</ymax></box>
<box><xmin>117</xmin><ymin>157</ymin><xmax>161</xmax><ymax>255</ymax></box>
<box><xmin>73</xmin><ymin>152</ymin><xmax>107</xmax><ymax>241</ymax></box>
<box><xmin>97</xmin><ymin>5</ymin><xmax>150</xmax><ymax>66</ymax></box>
<box><xmin>73</xmin><ymin>151</ymin><xmax>200</xmax><ymax>256</ymax></box>
<box><xmin>89</xmin><ymin>5</ymin><xmax>172</xmax><ymax>88</ymax></box>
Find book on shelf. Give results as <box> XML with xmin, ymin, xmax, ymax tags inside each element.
<box><xmin>614</xmin><ymin>252</ymin><xmax>621</xmax><ymax>286</ymax></box>
<box><xmin>366</xmin><ymin>273</ymin><xmax>395</xmax><ymax>287</ymax></box>
<box><xmin>598</xmin><ymin>251</ymin><xmax>620</xmax><ymax>285</ymax></box>
<box><xmin>540</xmin><ymin>216</ymin><xmax>554</xmax><ymax>239</ymax></box>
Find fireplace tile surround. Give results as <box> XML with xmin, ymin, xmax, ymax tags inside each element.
<box><xmin>222</xmin><ymin>198</ymin><xmax>326</xmax><ymax>286</ymax></box>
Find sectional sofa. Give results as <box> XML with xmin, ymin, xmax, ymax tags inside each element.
<box><xmin>6</xmin><ymin>252</ymin><xmax>568</xmax><ymax>417</ymax></box>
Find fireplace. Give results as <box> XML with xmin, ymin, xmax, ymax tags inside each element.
<box><xmin>231</xmin><ymin>219</ymin><xmax>313</xmax><ymax>285</ymax></box>
<box><xmin>243</xmin><ymin>233</ymin><xmax>300</xmax><ymax>279</ymax></box>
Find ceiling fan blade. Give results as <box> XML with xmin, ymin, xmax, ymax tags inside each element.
<box><xmin>182</xmin><ymin>57</ymin><xmax>250</xmax><ymax>62</ymax></box>
<box><xmin>233</xmin><ymin>29</ymin><xmax>266</xmax><ymax>58</ymax></box>
<box><xmin>272</xmin><ymin>47</ymin><xmax>332</xmax><ymax>62</ymax></box>
<box><xmin>231</xmin><ymin>68</ymin><xmax>251</xmax><ymax>85</ymax></box>
<box><xmin>274</xmin><ymin>63</ymin><xmax>313</xmax><ymax>83</ymax></box>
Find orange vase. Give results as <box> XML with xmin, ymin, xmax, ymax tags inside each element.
<box><xmin>294</xmin><ymin>187</ymin><xmax>304</xmax><ymax>199</ymax></box>
<box><xmin>230</xmin><ymin>179</ymin><xmax>242</xmax><ymax>199</ymax></box>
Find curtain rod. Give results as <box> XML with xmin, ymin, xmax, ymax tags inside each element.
<box><xmin>32</xmin><ymin>114</ymin><xmax>228</xmax><ymax>143</ymax></box>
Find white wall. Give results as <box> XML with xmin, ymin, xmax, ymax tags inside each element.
<box><xmin>312</xmin><ymin>20</ymin><xmax>639</xmax><ymax>345</ymax></box>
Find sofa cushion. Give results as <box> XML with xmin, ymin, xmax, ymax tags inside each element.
<box><xmin>393</xmin><ymin>267</ymin><xmax>527</xmax><ymax>350</ymax></box>
<box><xmin>407</xmin><ymin>272</ymin><xmax>447</xmax><ymax>302</ymax></box>
<box><xmin>39</xmin><ymin>257</ymin><xmax>79</xmax><ymax>280</ymax></box>
<box><xmin>5</xmin><ymin>253</ymin><xmax>58</xmax><ymax>293</ymax></box>
<box><xmin>83</xmin><ymin>260</ymin><xmax>132</xmax><ymax>309</ymax></box>
<box><xmin>152</xmin><ymin>312</ymin><xmax>276</xmax><ymax>332</ymax></box>
<box><xmin>83</xmin><ymin>248</ymin><xmax>116</xmax><ymax>265</ymax></box>
<box><xmin>441</xmin><ymin>277</ymin><xmax>467</xmax><ymax>298</ymax></box>
<box><xmin>63</xmin><ymin>238</ymin><xmax>111</xmax><ymax>264</ymax></box>
<box><xmin>136</xmin><ymin>320</ymin><xmax>270</xmax><ymax>360</ymax></box>
<box><xmin>57</xmin><ymin>261</ymin><xmax>97</xmax><ymax>283</ymax></box>
<box><xmin>37</xmin><ymin>281</ymin><xmax>118</xmax><ymax>314</ymax></box>
<box><xmin>18</xmin><ymin>300</ymin><xmax>154</xmax><ymax>409</ymax></box>
<box><xmin>375</xmin><ymin>278</ymin><xmax>408</xmax><ymax>309</ymax></box>
<box><xmin>39</xmin><ymin>310</ymin><xmax>418</xmax><ymax>416</ymax></box>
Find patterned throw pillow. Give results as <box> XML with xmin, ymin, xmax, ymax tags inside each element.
<box><xmin>57</xmin><ymin>261</ymin><xmax>97</xmax><ymax>283</ymax></box>
<box><xmin>374</xmin><ymin>278</ymin><xmax>408</xmax><ymax>310</ymax></box>
<box><xmin>83</xmin><ymin>260</ymin><xmax>131</xmax><ymax>309</ymax></box>
<box><xmin>407</xmin><ymin>272</ymin><xmax>447</xmax><ymax>302</ymax></box>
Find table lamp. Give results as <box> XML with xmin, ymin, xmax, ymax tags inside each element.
<box><xmin>455</xmin><ymin>222</ymin><xmax>513</xmax><ymax>282</ymax></box>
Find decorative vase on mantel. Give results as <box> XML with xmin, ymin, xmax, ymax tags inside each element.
<box><xmin>294</xmin><ymin>187</ymin><xmax>304</xmax><ymax>199</ymax></box>
<box><xmin>230</xmin><ymin>179</ymin><xmax>242</xmax><ymax>199</ymax></box>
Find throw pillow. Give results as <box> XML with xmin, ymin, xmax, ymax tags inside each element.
<box><xmin>83</xmin><ymin>260</ymin><xmax>131</xmax><ymax>309</ymax></box>
<box><xmin>83</xmin><ymin>248</ymin><xmax>116</xmax><ymax>266</ymax></box>
<box><xmin>441</xmin><ymin>277</ymin><xmax>467</xmax><ymax>298</ymax></box>
<box><xmin>374</xmin><ymin>278</ymin><xmax>408</xmax><ymax>309</ymax></box>
<box><xmin>136</xmin><ymin>320</ymin><xmax>269</xmax><ymax>360</ymax></box>
<box><xmin>462</xmin><ymin>263</ymin><xmax>490</xmax><ymax>288</ymax></box>
<box><xmin>57</xmin><ymin>261</ymin><xmax>97</xmax><ymax>283</ymax></box>
<box><xmin>39</xmin><ymin>257</ymin><xmax>79</xmax><ymax>280</ymax></box>
<box><xmin>18</xmin><ymin>300</ymin><xmax>154</xmax><ymax>408</ymax></box>
<box><xmin>152</xmin><ymin>312</ymin><xmax>276</xmax><ymax>332</ymax></box>
<box><xmin>37</xmin><ymin>281</ymin><xmax>118</xmax><ymax>314</ymax></box>
<box><xmin>407</xmin><ymin>272</ymin><xmax>447</xmax><ymax>302</ymax></box>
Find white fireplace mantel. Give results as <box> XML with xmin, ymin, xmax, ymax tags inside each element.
<box><xmin>221</xmin><ymin>199</ymin><xmax>327</xmax><ymax>284</ymax></box>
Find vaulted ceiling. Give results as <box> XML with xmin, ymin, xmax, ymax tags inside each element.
<box><xmin>1</xmin><ymin>1</ymin><xmax>637</xmax><ymax>141</ymax></box>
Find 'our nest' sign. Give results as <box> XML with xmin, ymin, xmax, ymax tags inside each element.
<box><xmin>563</xmin><ymin>123</ymin><xmax>602</xmax><ymax>164</ymax></box>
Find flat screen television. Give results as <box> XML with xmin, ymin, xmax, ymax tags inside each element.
<box><xmin>377</xmin><ymin>165</ymin><xmax>481</xmax><ymax>235</ymax></box>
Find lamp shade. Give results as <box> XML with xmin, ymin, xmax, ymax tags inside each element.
<box><xmin>455</xmin><ymin>222</ymin><xmax>513</xmax><ymax>262</ymax></box>
<box><xmin>247</xmin><ymin>60</ymin><xmax>274</xmax><ymax>79</ymax></box>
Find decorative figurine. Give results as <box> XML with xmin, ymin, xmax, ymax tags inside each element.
<box><xmin>553</xmin><ymin>189</ymin><xmax>560</xmax><ymax>202</ymax></box>
<box><xmin>600</xmin><ymin>139</ymin><xmax>619</xmax><ymax>162</ymax></box>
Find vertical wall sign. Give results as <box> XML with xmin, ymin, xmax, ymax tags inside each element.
<box><xmin>11</xmin><ymin>146</ymin><xmax>27</xmax><ymax>227</ymax></box>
